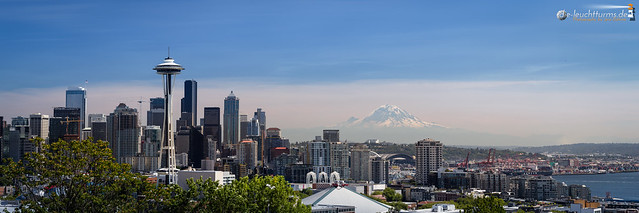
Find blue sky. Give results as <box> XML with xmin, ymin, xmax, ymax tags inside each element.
<box><xmin>1</xmin><ymin>1</ymin><xmax>638</xmax><ymax>144</ymax></box>
<box><xmin>1</xmin><ymin>1</ymin><xmax>637</xmax><ymax>88</ymax></box>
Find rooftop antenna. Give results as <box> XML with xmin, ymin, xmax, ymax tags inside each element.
<box><xmin>168</xmin><ymin>46</ymin><xmax>170</xmax><ymax>58</ymax></box>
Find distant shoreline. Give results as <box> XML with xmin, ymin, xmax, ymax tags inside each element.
<box><xmin>552</xmin><ymin>170</ymin><xmax>639</xmax><ymax>176</ymax></box>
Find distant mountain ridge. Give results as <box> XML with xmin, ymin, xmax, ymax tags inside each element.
<box><xmin>511</xmin><ymin>143</ymin><xmax>639</xmax><ymax>157</ymax></box>
<box><xmin>339</xmin><ymin>104</ymin><xmax>445</xmax><ymax>128</ymax></box>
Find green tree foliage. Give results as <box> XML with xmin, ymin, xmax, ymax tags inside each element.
<box><xmin>160</xmin><ymin>176</ymin><xmax>310</xmax><ymax>212</ymax></box>
<box><xmin>461</xmin><ymin>196</ymin><xmax>506</xmax><ymax>213</ymax></box>
<box><xmin>0</xmin><ymin>138</ymin><xmax>152</xmax><ymax>212</ymax></box>
<box><xmin>0</xmin><ymin>138</ymin><xmax>311</xmax><ymax>213</ymax></box>
<box><xmin>382</xmin><ymin>187</ymin><xmax>402</xmax><ymax>202</ymax></box>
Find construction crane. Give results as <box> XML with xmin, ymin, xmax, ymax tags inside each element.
<box><xmin>458</xmin><ymin>151</ymin><xmax>470</xmax><ymax>169</ymax></box>
<box><xmin>60</xmin><ymin>118</ymin><xmax>83</xmax><ymax>141</ymax></box>
<box><xmin>478</xmin><ymin>148</ymin><xmax>496</xmax><ymax>168</ymax></box>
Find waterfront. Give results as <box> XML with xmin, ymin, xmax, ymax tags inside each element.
<box><xmin>552</xmin><ymin>172</ymin><xmax>639</xmax><ymax>201</ymax></box>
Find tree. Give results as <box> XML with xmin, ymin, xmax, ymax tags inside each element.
<box><xmin>383</xmin><ymin>187</ymin><xmax>402</xmax><ymax>202</ymax></box>
<box><xmin>0</xmin><ymin>138</ymin><xmax>312</xmax><ymax>213</ymax></box>
<box><xmin>168</xmin><ymin>176</ymin><xmax>311</xmax><ymax>212</ymax></box>
<box><xmin>0</xmin><ymin>138</ymin><xmax>153</xmax><ymax>212</ymax></box>
<box><xmin>461</xmin><ymin>196</ymin><xmax>507</xmax><ymax>213</ymax></box>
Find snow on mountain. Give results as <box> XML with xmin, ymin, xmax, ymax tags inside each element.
<box><xmin>341</xmin><ymin>104</ymin><xmax>445</xmax><ymax>128</ymax></box>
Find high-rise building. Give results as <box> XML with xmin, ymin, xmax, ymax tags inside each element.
<box><xmin>202</xmin><ymin>107</ymin><xmax>221</xmax><ymax>155</ymax></box>
<box><xmin>9</xmin><ymin>117</ymin><xmax>31</xmax><ymax>161</ymax></box>
<box><xmin>240</xmin><ymin>115</ymin><xmax>249</xmax><ymax>140</ymax></box>
<box><xmin>91</xmin><ymin>121</ymin><xmax>107</xmax><ymax>142</ymax></box>
<box><xmin>144</xmin><ymin>126</ymin><xmax>162</xmax><ymax>157</ymax></box>
<box><xmin>107</xmin><ymin>103</ymin><xmax>140</xmax><ymax>163</ymax></box>
<box><xmin>223</xmin><ymin>91</ymin><xmax>239</xmax><ymax>146</ymax></box>
<box><xmin>180</xmin><ymin>80</ymin><xmax>197</xmax><ymax>127</ymax></box>
<box><xmin>0</xmin><ymin>116</ymin><xmax>3</xmax><ymax>160</ymax></box>
<box><xmin>371</xmin><ymin>156</ymin><xmax>389</xmax><ymax>184</ymax></box>
<box><xmin>248</xmin><ymin>116</ymin><xmax>260</xmax><ymax>137</ymax></box>
<box><xmin>87</xmin><ymin>114</ymin><xmax>106</xmax><ymax>128</ymax></box>
<box><xmin>329</xmin><ymin>141</ymin><xmax>350</xmax><ymax>180</ymax></box>
<box><xmin>238</xmin><ymin>139</ymin><xmax>258</xmax><ymax>170</ymax></box>
<box><xmin>255</xmin><ymin>108</ymin><xmax>266</xmax><ymax>133</ymax></box>
<box><xmin>175</xmin><ymin>126</ymin><xmax>205</xmax><ymax>168</ymax></box>
<box><xmin>52</xmin><ymin>107</ymin><xmax>81</xmax><ymax>141</ymax></box>
<box><xmin>147</xmin><ymin>97</ymin><xmax>165</xmax><ymax>128</ymax></box>
<box><xmin>309</xmin><ymin>137</ymin><xmax>331</xmax><ymax>174</ymax></box>
<box><xmin>415</xmin><ymin>138</ymin><xmax>443</xmax><ymax>185</ymax></box>
<box><xmin>323</xmin><ymin>129</ymin><xmax>339</xmax><ymax>142</ymax></box>
<box><xmin>350</xmin><ymin>145</ymin><xmax>371</xmax><ymax>181</ymax></box>
<box><xmin>29</xmin><ymin>113</ymin><xmax>49</xmax><ymax>142</ymax></box>
<box><xmin>66</xmin><ymin>87</ymin><xmax>87</xmax><ymax>129</ymax></box>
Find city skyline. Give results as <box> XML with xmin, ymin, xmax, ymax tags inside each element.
<box><xmin>1</xmin><ymin>1</ymin><xmax>639</xmax><ymax>145</ymax></box>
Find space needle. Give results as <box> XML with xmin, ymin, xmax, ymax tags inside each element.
<box><xmin>154</xmin><ymin>53</ymin><xmax>184</xmax><ymax>185</ymax></box>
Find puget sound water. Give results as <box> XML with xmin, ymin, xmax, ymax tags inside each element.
<box><xmin>552</xmin><ymin>172</ymin><xmax>639</xmax><ymax>201</ymax></box>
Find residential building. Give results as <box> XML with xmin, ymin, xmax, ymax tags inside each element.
<box><xmin>415</xmin><ymin>139</ymin><xmax>443</xmax><ymax>185</ymax></box>
<box><xmin>329</xmin><ymin>141</ymin><xmax>350</xmax><ymax>180</ymax></box>
<box><xmin>350</xmin><ymin>145</ymin><xmax>371</xmax><ymax>182</ymax></box>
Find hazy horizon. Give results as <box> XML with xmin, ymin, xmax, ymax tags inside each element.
<box><xmin>2</xmin><ymin>1</ymin><xmax>638</xmax><ymax>145</ymax></box>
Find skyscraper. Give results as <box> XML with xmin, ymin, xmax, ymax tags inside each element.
<box><xmin>323</xmin><ymin>129</ymin><xmax>339</xmax><ymax>142</ymax></box>
<box><xmin>147</xmin><ymin>97</ymin><xmax>165</xmax><ymax>128</ymax></box>
<box><xmin>29</xmin><ymin>113</ymin><xmax>49</xmax><ymax>142</ymax></box>
<box><xmin>180</xmin><ymin>80</ymin><xmax>197</xmax><ymax>127</ymax></box>
<box><xmin>87</xmin><ymin>114</ymin><xmax>106</xmax><ymax>128</ymax></box>
<box><xmin>309</xmin><ymin>136</ymin><xmax>331</xmax><ymax>175</ymax></box>
<box><xmin>329</xmin><ymin>141</ymin><xmax>350</xmax><ymax>179</ymax></box>
<box><xmin>350</xmin><ymin>145</ymin><xmax>371</xmax><ymax>182</ymax></box>
<box><xmin>255</xmin><ymin>108</ymin><xmax>266</xmax><ymax>133</ymax></box>
<box><xmin>239</xmin><ymin>115</ymin><xmax>249</xmax><ymax>140</ymax></box>
<box><xmin>107</xmin><ymin>103</ymin><xmax>140</xmax><ymax>163</ymax></box>
<box><xmin>0</xmin><ymin>116</ymin><xmax>3</xmax><ymax>160</ymax></box>
<box><xmin>9</xmin><ymin>116</ymin><xmax>30</xmax><ymax>162</ymax></box>
<box><xmin>223</xmin><ymin>91</ymin><xmax>239</xmax><ymax>146</ymax></box>
<box><xmin>202</xmin><ymin>107</ymin><xmax>221</xmax><ymax>155</ymax></box>
<box><xmin>237</xmin><ymin>139</ymin><xmax>258</xmax><ymax>170</ymax></box>
<box><xmin>52</xmin><ymin>107</ymin><xmax>81</xmax><ymax>141</ymax></box>
<box><xmin>66</xmin><ymin>87</ymin><xmax>87</xmax><ymax>129</ymax></box>
<box><xmin>415</xmin><ymin>138</ymin><xmax>443</xmax><ymax>185</ymax></box>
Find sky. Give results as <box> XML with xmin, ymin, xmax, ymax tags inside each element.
<box><xmin>1</xmin><ymin>1</ymin><xmax>638</xmax><ymax>145</ymax></box>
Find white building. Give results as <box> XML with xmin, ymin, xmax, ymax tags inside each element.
<box><xmin>176</xmin><ymin>170</ymin><xmax>236</xmax><ymax>190</ymax></box>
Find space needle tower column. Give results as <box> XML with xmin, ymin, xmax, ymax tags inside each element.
<box><xmin>154</xmin><ymin>55</ymin><xmax>184</xmax><ymax>185</ymax></box>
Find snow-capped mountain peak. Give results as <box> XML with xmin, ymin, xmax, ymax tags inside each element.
<box><xmin>341</xmin><ymin>104</ymin><xmax>444</xmax><ymax>128</ymax></box>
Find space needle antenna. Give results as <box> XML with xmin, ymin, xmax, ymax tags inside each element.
<box><xmin>153</xmin><ymin>50</ymin><xmax>184</xmax><ymax>185</ymax></box>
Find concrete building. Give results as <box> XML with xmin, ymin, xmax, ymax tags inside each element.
<box><xmin>144</xmin><ymin>126</ymin><xmax>161</xmax><ymax>157</ymax></box>
<box><xmin>176</xmin><ymin>170</ymin><xmax>236</xmax><ymax>190</ymax></box>
<box><xmin>238</xmin><ymin>139</ymin><xmax>258</xmax><ymax>170</ymax></box>
<box><xmin>415</xmin><ymin>139</ymin><xmax>443</xmax><ymax>185</ymax></box>
<box><xmin>8</xmin><ymin>117</ymin><xmax>29</xmax><ymax>162</ymax></box>
<box><xmin>202</xmin><ymin>107</ymin><xmax>221</xmax><ymax>157</ymax></box>
<box><xmin>371</xmin><ymin>156</ymin><xmax>389</xmax><ymax>184</ymax></box>
<box><xmin>309</xmin><ymin>138</ymin><xmax>331</xmax><ymax>175</ymax></box>
<box><xmin>107</xmin><ymin>103</ymin><xmax>140</xmax><ymax>163</ymax></box>
<box><xmin>350</xmin><ymin>145</ymin><xmax>371</xmax><ymax>182</ymax></box>
<box><xmin>329</xmin><ymin>141</ymin><xmax>350</xmax><ymax>180</ymax></box>
<box><xmin>51</xmin><ymin>107</ymin><xmax>81</xmax><ymax>141</ymax></box>
<box><xmin>147</xmin><ymin>97</ymin><xmax>165</xmax><ymax>128</ymax></box>
<box><xmin>29</xmin><ymin>113</ymin><xmax>49</xmax><ymax>142</ymax></box>
<box><xmin>323</xmin><ymin>129</ymin><xmax>339</xmax><ymax>142</ymax></box>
